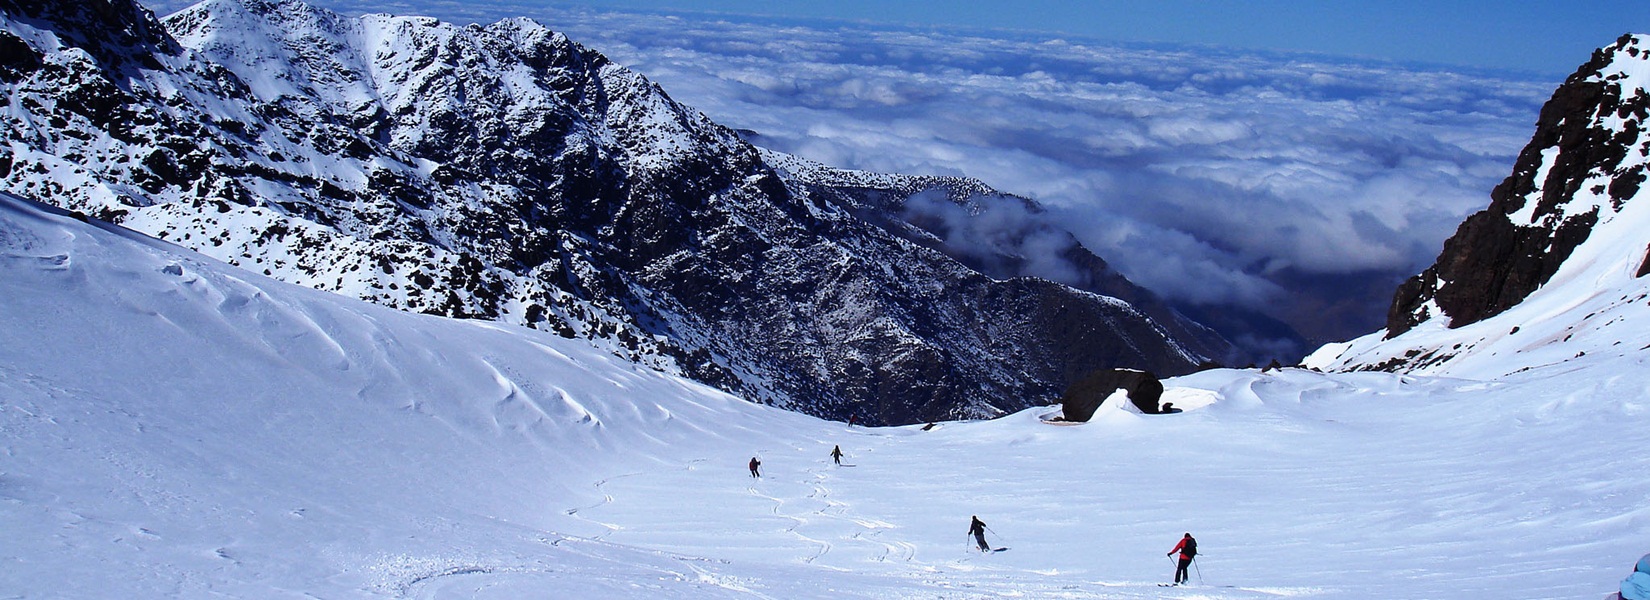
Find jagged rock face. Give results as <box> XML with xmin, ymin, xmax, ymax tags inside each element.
<box><xmin>0</xmin><ymin>0</ymin><xmax>1215</xmax><ymax>424</ymax></box>
<box><xmin>1387</xmin><ymin>34</ymin><xmax>1650</xmax><ymax>338</ymax></box>
<box><xmin>0</xmin><ymin>0</ymin><xmax>178</xmax><ymax>71</ymax></box>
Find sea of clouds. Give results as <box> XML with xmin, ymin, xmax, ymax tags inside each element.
<box><xmin>148</xmin><ymin>0</ymin><xmax>1560</xmax><ymax>350</ymax></box>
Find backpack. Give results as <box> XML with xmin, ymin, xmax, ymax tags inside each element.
<box><xmin>1183</xmin><ymin>537</ymin><xmax>1197</xmax><ymax>557</ymax></box>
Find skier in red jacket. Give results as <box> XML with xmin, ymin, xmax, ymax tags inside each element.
<box><xmin>1167</xmin><ymin>533</ymin><xmax>1197</xmax><ymax>585</ymax></box>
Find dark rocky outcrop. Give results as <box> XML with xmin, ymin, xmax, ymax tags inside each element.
<box><xmin>1387</xmin><ymin>34</ymin><xmax>1650</xmax><ymax>338</ymax></box>
<box><xmin>1058</xmin><ymin>368</ymin><xmax>1164</xmax><ymax>422</ymax></box>
<box><xmin>0</xmin><ymin>0</ymin><xmax>179</xmax><ymax>72</ymax></box>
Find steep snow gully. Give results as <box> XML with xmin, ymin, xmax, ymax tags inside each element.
<box><xmin>2</xmin><ymin>193</ymin><xmax>1649</xmax><ymax>598</ymax></box>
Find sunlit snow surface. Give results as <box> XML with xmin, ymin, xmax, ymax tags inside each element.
<box><xmin>2</xmin><ymin>191</ymin><xmax>1646</xmax><ymax>598</ymax></box>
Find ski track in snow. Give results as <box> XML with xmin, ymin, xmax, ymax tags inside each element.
<box><xmin>577</xmin><ymin>452</ymin><xmax>914</xmax><ymax>570</ymax></box>
<box><xmin>748</xmin><ymin>483</ymin><xmax>833</xmax><ymax>565</ymax></box>
<box><xmin>563</xmin><ymin>472</ymin><xmax>645</xmax><ymax>542</ymax></box>
<box><xmin>553</xmin><ymin>420</ymin><xmax>1413</xmax><ymax>598</ymax></box>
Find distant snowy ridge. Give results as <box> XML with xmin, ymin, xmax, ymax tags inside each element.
<box><xmin>1307</xmin><ymin>33</ymin><xmax>1650</xmax><ymax>378</ymax></box>
<box><xmin>0</xmin><ymin>0</ymin><xmax>1226</xmax><ymax>424</ymax></box>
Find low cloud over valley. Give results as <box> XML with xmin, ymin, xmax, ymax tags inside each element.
<box><xmin>157</xmin><ymin>0</ymin><xmax>1557</xmax><ymax>353</ymax></box>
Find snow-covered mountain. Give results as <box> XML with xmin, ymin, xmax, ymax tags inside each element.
<box><xmin>1306</xmin><ymin>33</ymin><xmax>1650</xmax><ymax>378</ymax></box>
<box><xmin>4</xmin><ymin>172</ymin><xmax>1647</xmax><ymax>597</ymax></box>
<box><xmin>0</xmin><ymin>0</ymin><xmax>1233</xmax><ymax>425</ymax></box>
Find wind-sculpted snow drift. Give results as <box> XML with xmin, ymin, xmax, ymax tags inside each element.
<box><xmin>0</xmin><ymin>0</ymin><xmax>1229</xmax><ymax>425</ymax></box>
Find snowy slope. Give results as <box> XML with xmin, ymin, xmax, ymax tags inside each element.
<box><xmin>4</xmin><ymin>195</ymin><xmax>1648</xmax><ymax>598</ymax></box>
<box><xmin>1307</xmin><ymin>34</ymin><xmax>1650</xmax><ymax>379</ymax></box>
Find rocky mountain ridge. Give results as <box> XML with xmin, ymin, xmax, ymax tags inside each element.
<box><xmin>0</xmin><ymin>0</ymin><xmax>1229</xmax><ymax>424</ymax></box>
<box><xmin>1307</xmin><ymin>33</ymin><xmax>1650</xmax><ymax>376</ymax></box>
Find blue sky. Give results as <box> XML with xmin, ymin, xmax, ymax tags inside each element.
<box><xmin>537</xmin><ymin>0</ymin><xmax>1649</xmax><ymax>76</ymax></box>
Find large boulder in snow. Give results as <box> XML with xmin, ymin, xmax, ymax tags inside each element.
<box><xmin>1059</xmin><ymin>369</ymin><xmax>1164</xmax><ymax>421</ymax></box>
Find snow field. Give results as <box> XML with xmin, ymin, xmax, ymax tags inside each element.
<box><xmin>2</xmin><ymin>194</ymin><xmax>1648</xmax><ymax>599</ymax></box>
<box><xmin>431</xmin><ymin>365</ymin><xmax>1650</xmax><ymax>599</ymax></box>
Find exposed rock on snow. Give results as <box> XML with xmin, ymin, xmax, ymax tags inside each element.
<box><xmin>1387</xmin><ymin>34</ymin><xmax>1650</xmax><ymax>337</ymax></box>
<box><xmin>1309</xmin><ymin>34</ymin><xmax>1650</xmax><ymax>377</ymax></box>
<box><xmin>1058</xmin><ymin>368</ymin><xmax>1164</xmax><ymax>421</ymax></box>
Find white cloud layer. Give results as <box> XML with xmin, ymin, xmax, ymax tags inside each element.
<box><xmin>542</xmin><ymin>12</ymin><xmax>1550</xmax><ymax>341</ymax></box>
<box><xmin>149</xmin><ymin>0</ymin><xmax>1558</xmax><ymax>343</ymax></box>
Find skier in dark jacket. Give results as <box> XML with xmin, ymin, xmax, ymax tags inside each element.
<box><xmin>748</xmin><ymin>456</ymin><xmax>761</xmax><ymax>478</ymax></box>
<box><xmin>968</xmin><ymin>516</ymin><xmax>990</xmax><ymax>552</ymax></box>
<box><xmin>830</xmin><ymin>445</ymin><xmax>844</xmax><ymax>465</ymax></box>
<box><xmin>1167</xmin><ymin>533</ymin><xmax>1197</xmax><ymax>585</ymax></box>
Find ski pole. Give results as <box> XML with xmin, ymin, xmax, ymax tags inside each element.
<box><xmin>1193</xmin><ymin>556</ymin><xmax>1203</xmax><ymax>584</ymax></box>
<box><xmin>984</xmin><ymin>525</ymin><xmax>1007</xmax><ymax>544</ymax></box>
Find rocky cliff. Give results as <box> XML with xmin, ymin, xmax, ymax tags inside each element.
<box><xmin>1387</xmin><ymin>34</ymin><xmax>1650</xmax><ymax>338</ymax></box>
<box><xmin>1308</xmin><ymin>34</ymin><xmax>1650</xmax><ymax>376</ymax></box>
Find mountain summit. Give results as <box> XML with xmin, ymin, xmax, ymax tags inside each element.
<box><xmin>1308</xmin><ymin>33</ymin><xmax>1650</xmax><ymax>376</ymax></box>
<box><xmin>0</xmin><ymin>0</ymin><xmax>1230</xmax><ymax>424</ymax></box>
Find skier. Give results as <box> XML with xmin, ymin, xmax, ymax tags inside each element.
<box><xmin>830</xmin><ymin>445</ymin><xmax>844</xmax><ymax>465</ymax></box>
<box><xmin>968</xmin><ymin>515</ymin><xmax>991</xmax><ymax>552</ymax></box>
<box><xmin>1167</xmin><ymin>533</ymin><xmax>1197</xmax><ymax>585</ymax></box>
<box><xmin>1617</xmin><ymin>553</ymin><xmax>1650</xmax><ymax>600</ymax></box>
<box><xmin>748</xmin><ymin>456</ymin><xmax>761</xmax><ymax>478</ymax></box>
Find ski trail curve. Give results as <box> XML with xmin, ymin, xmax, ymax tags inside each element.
<box><xmin>747</xmin><ymin>484</ymin><xmax>833</xmax><ymax>564</ymax></box>
<box><xmin>563</xmin><ymin>472</ymin><xmax>643</xmax><ymax>541</ymax></box>
<box><xmin>802</xmin><ymin>463</ymin><xmax>918</xmax><ymax>565</ymax></box>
